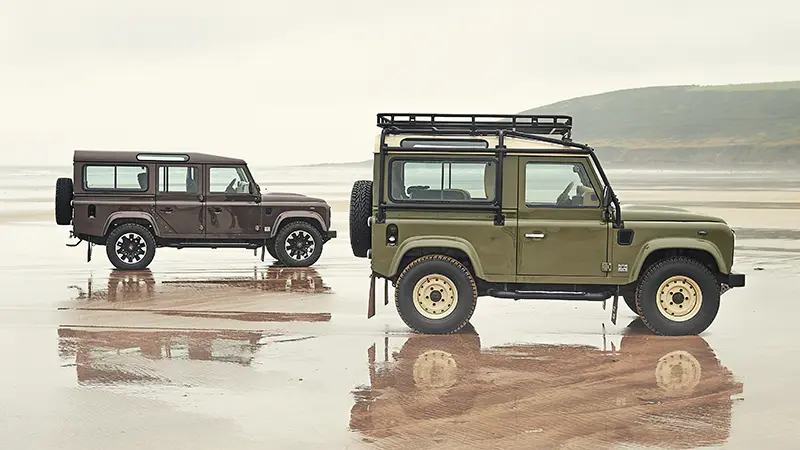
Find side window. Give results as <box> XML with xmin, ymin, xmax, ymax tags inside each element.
<box><xmin>84</xmin><ymin>165</ymin><xmax>148</xmax><ymax>191</ymax></box>
<box><xmin>525</xmin><ymin>162</ymin><xmax>599</xmax><ymax>208</ymax></box>
<box><xmin>158</xmin><ymin>166</ymin><xmax>199</xmax><ymax>193</ymax></box>
<box><xmin>209</xmin><ymin>166</ymin><xmax>251</xmax><ymax>194</ymax></box>
<box><xmin>390</xmin><ymin>159</ymin><xmax>496</xmax><ymax>202</ymax></box>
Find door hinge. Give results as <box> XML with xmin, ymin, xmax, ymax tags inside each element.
<box><xmin>601</xmin><ymin>262</ymin><xmax>612</xmax><ymax>272</ymax></box>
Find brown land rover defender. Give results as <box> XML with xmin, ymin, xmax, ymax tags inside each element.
<box><xmin>55</xmin><ymin>151</ymin><xmax>336</xmax><ymax>270</ymax></box>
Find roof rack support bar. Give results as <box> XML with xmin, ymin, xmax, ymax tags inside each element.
<box><xmin>494</xmin><ymin>131</ymin><xmax>506</xmax><ymax>226</ymax></box>
<box><xmin>588</xmin><ymin>150</ymin><xmax>624</xmax><ymax>228</ymax></box>
<box><xmin>376</xmin><ymin>128</ymin><xmax>388</xmax><ymax>223</ymax></box>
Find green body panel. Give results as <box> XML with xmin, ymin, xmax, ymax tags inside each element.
<box><xmin>378</xmin><ymin>218</ymin><xmax>515</xmax><ymax>280</ymax></box>
<box><xmin>515</xmin><ymin>155</ymin><xmax>610</xmax><ymax>279</ymax></box>
<box><xmin>368</xmin><ymin>151</ymin><xmax>736</xmax><ymax>286</ymax></box>
<box><xmin>610</xmin><ymin>221</ymin><xmax>734</xmax><ymax>283</ymax></box>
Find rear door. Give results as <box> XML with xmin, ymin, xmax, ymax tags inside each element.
<box><xmin>155</xmin><ymin>164</ymin><xmax>205</xmax><ymax>236</ymax></box>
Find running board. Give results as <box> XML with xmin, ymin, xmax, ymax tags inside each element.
<box><xmin>486</xmin><ymin>289</ymin><xmax>613</xmax><ymax>301</ymax></box>
<box><xmin>167</xmin><ymin>242</ymin><xmax>261</xmax><ymax>250</ymax></box>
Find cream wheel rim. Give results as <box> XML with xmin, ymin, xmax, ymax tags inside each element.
<box><xmin>657</xmin><ymin>275</ymin><xmax>703</xmax><ymax>322</ymax></box>
<box><xmin>413</xmin><ymin>274</ymin><xmax>458</xmax><ymax>319</ymax></box>
<box><xmin>412</xmin><ymin>350</ymin><xmax>458</xmax><ymax>389</ymax></box>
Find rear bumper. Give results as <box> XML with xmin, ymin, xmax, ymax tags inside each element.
<box><xmin>722</xmin><ymin>272</ymin><xmax>746</xmax><ymax>288</ymax></box>
<box><xmin>325</xmin><ymin>230</ymin><xmax>337</xmax><ymax>240</ymax></box>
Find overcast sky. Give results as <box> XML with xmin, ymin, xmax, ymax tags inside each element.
<box><xmin>1</xmin><ymin>0</ymin><xmax>799</xmax><ymax>166</ymax></box>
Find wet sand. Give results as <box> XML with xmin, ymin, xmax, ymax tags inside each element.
<box><xmin>2</xmin><ymin>169</ymin><xmax>800</xmax><ymax>449</ymax></box>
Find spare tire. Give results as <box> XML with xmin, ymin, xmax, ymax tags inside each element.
<box><xmin>349</xmin><ymin>180</ymin><xmax>373</xmax><ymax>257</ymax></box>
<box><xmin>55</xmin><ymin>177</ymin><xmax>74</xmax><ymax>226</ymax></box>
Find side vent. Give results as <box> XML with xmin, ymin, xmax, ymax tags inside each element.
<box><xmin>617</xmin><ymin>229</ymin><xmax>634</xmax><ymax>246</ymax></box>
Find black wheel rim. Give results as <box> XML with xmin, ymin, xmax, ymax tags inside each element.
<box><xmin>115</xmin><ymin>233</ymin><xmax>147</xmax><ymax>264</ymax></box>
<box><xmin>285</xmin><ymin>230</ymin><xmax>315</xmax><ymax>261</ymax></box>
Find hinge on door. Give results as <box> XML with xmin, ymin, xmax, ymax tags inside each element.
<box><xmin>601</xmin><ymin>262</ymin><xmax>612</xmax><ymax>272</ymax></box>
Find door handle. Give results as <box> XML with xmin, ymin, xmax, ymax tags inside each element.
<box><xmin>159</xmin><ymin>207</ymin><xmax>173</xmax><ymax>214</ymax></box>
<box><xmin>211</xmin><ymin>207</ymin><xmax>222</xmax><ymax>214</ymax></box>
<box><xmin>525</xmin><ymin>232</ymin><xmax>545</xmax><ymax>239</ymax></box>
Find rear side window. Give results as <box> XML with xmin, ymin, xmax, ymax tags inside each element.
<box><xmin>158</xmin><ymin>166</ymin><xmax>199</xmax><ymax>193</ymax></box>
<box><xmin>83</xmin><ymin>165</ymin><xmax>149</xmax><ymax>191</ymax></box>
<box><xmin>389</xmin><ymin>159</ymin><xmax>496</xmax><ymax>202</ymax></box>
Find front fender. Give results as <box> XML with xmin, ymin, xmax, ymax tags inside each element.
<box><xmin>102</xmin><ymin>212</ymin><xmax>161</xmax><ymax>236</ymax></box>
<box><xmin>630</xmin><ymin>237</ymin><xmax>728</xmax><ymax>281</ymax></box>
<box><xmin>270</xmin><ymin>211</ymin><xmax>327</xmax><ymax>237</ymax></box>
<box><xmin>388</xmin><ymin>236</ymin><xmax>485</xmax><ymax>279</ymax></box>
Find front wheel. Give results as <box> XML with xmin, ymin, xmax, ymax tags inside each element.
<box><xmin>105</xmin><ymin>223</ymin><xmax>157</xmax><ymax>270</ymax></box>
<box><xmin>635</xmin><ymin>257</ymin><xmax>720</xmax><ymax>336</ymax></box>
<box><xmin>395</xmin><ymin>255</ymin><xmax>478</xmax><ymax>334</ymax></box>
<box><xmin>274</xmin><ymin>221</ymin><xmax>323</xmax><ymax>267</ymax></box>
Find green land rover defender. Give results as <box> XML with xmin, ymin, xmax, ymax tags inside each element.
<box><xmin>348</xmin><ymin>113</ymin><xmax>745</xmax><ymax>336</ymax></box>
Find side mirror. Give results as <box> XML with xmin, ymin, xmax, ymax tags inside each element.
<box><xmin>602</xmin><ymin>186</ymin><xmax>613</xmax><ymax>208</ymax></box>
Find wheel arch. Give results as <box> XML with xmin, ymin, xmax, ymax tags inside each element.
<box><xmin>630</xmin><ymin>238</ymin><xmax>727</xmax><ymax>282</ymax></box>
<box><xmin>389</xmin><ymin>237</ymin><xmax>485</xmax><ymax>280</ymax></box>
<box><xmin>102</xmin><ymin>212</ymin><xmax>160</xmax><ymax>239</ymax></box>
<box><xmin>270</xmin><ymin>211</ymin><xmax>327</xmax><ymax>237</ymax></box>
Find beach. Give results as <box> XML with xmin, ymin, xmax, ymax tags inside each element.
<box><xmin>1</xmin><ymin>163</ymin><xmax>800</xmax><ymax>449</ymax></box>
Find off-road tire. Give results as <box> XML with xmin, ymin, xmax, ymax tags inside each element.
<box><xmin>105</xmin><ymin>223</ymin><xmax>157</xmax><ymax>270</ymax></box>
<box><xmin>55</xmin><ymin>177</ymin><xmax>74</xmax><ymax>225</ymax></box>
<box><xmin>395</xmin><ymin>255</ymin><xmax>478</xmax><ymax>334</ymax></box>
<box><xmin>635</xmin><ymin>257</ymin><xmax>720</xmax><ymax>336</ymax></box>
<box><xmin>349</xmin><ymin>180</ymin><xmax>372</xmax><ymax>257</ymax></box>
<box><xmin>274</xmin><ymin>221</ymin><xmax>324</xmax><ymax>267</ymax></box>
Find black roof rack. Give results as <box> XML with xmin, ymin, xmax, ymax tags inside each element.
<box><xmin>377</xmin><ymin>113</ymin><xmax>573</xmax><ymax>138</ymax></box>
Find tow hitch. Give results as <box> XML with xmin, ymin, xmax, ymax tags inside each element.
<box><xmin>66</xmin><ymin>233</ymin><xmax>93</xmax><ymax>262</ymax></box>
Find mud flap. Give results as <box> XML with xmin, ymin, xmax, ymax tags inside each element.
<box><xmin>367</xmin><ymin>272</ymin><xmax>376</xmax><ymax>318</ymax></box>
<box><xmin>87</xmin><ymin>241</ymin><xmax>93</xmax><ymax>263</ymax></box>
<box><xmin>610</xmin><ymin>286</ymin><xmax>619</xmax><ymax>325</ymax></box>
<box><xmin>384</xmin><ymin>278</ymin><xmax>389</xmax><ymax>306</ymax></box>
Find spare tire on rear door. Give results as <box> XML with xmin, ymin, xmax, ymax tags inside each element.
<box><xmin>349</xmin><ymin>180</ymin><xmax>373</xmax><ymax>257</ymax></box>
<box><xmin>55</xmin><ymin>177</ymin><xmax>74</xmax><ymax>225</ymax></box>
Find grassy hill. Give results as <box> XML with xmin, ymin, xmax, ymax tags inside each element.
<box><xmin>521</xmin><ymin>80</ymin><xmax>800</xmax><ymax>164</ymax></box>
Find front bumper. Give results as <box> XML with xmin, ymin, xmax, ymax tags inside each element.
<box><xmin>722</xmin><ymin>272</ymin><xmax>746</xmax><ymax>288</ymax></box>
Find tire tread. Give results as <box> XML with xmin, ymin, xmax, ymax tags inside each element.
<box><xmin>349</xmin><ymin>180</ymin><xmax>373</xmax><ymax>257</ymax></box>
<box><xmin>635</xmin><ymin>256</ymin><xmax>720</xmax><ymax>336</ymax></box>
<box><xmin>394</xmin><ymin>254</ymin><xmax>478</xmax><ymax>334</ymax></box>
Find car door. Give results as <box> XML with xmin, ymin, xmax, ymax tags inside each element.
<box><xmin>205</xmin><ymin>165</ymin><xmax>262</xmax><ymax>238</ymax></box>
<box><xmin>155</xmin><ymin>164</ymin><xmax>205</xmax><ymax>236</ymax></box>
<box><xmin>516</xmin><ymin>156</ymin><xmax>609</xmax><ymax>279</ymax></box>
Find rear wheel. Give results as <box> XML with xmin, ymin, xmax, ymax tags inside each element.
<box><xmin>105</xmin><ymin>223</ymin><xmax>157</xmax><ymax>270</ymax></box>
<box><xmin>274</xmin><ymin>221</ymin><xmax>323</xmax><ymax>267</ymax></box>
<box><xmin>395</xmin><ymin>255</ymin><xmax>478</xmax><ymax>334</ymax></box>
<box><xmin>55</xmin><ymin>178</ymin><xmax>74</xmax><ymax>225</ymax></box>
<box><xmin>635</xmin><ymin>257</ymin><xmax>720</xmax><ymax>336</ymax></box>
<box><xmin>349</xmin><ymin>180</ymin><xmax>373</xmax><ymax>257</ymax></box>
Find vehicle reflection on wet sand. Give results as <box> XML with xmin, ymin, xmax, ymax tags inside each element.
<box><xmin>67</xmin><ymin>264</ymin><xmax>330</xmax><ymax>305</ymax></box>
<box><xmin>57</xmin><ymin>264</ymin><xmax>334</xmax><ymax>387</ymax></box>
<box><xmin>350</xmin><ymin>320</ymin><xmax>743</xmax><ymax>450</ymax></box>
<box><xmin>58</xmin><ymin>327</ymin><xmax>275</xmax><ymax>385</ymax></box>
